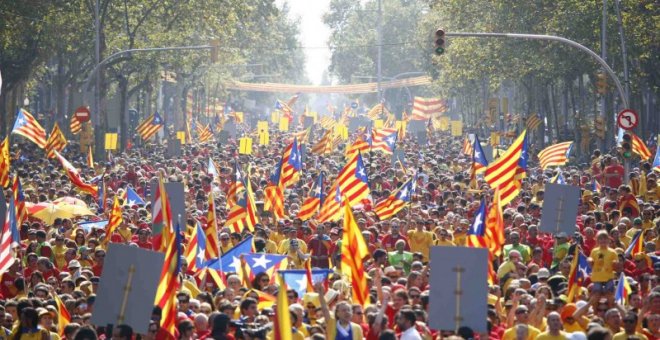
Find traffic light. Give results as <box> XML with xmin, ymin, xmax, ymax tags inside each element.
<box><xmin>621</xmin><ymin>132</ymin><xmax>632</xmax><ymax>158</ymax></box>
<box><xmin>434</xmin><ymin>28</ymin><xmax>445</xmax><ymax>55</ymax></box>
<box><xmin>595</xmin><ymin>71</ymin><xmax>608</xmax><ymax>94</ymax></box>
<box><xmin>210</xmin><ymin>39</ymin><xmax>220</xmax><ymax>63</ymax></box>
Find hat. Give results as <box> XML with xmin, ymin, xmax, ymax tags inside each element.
<box><xmin>537</xmin><ymin>268</ymin><xmax>550</xmax><ymax>279</ymax></box>
<box><xmin>384</xmin><ymin>266</ymin><xmax>397</xmax><ymax>275</ymax></box>
<box><xmin>302</xmin><ymin>292</ymin><xmax>320</xmax><ymax>308</ymax></box>
<box><xmin>633</xmin><ymin>218</ymin><xmax>643</xmax><ymax>225</ymax></box>
<box><xmin>582</xmin><ymin>190</ymin><xmax>593</xmax><ymax>198</ymax></box>
<box><xmin>555</xmin><ymin>232</ymin><xmax>568</xmax><ymax>239</ymax></box>
<box><xmin>324</xmin><ymin>289</ymin><xmax>339</xmax><ymax>304</ymax></box>
<box><xmin>68</xmin><ymin>260</ymin><xmax>81</xmax><ymax>269</ymax></box>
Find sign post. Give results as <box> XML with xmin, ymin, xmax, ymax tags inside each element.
<box><xmin>616</xmin><ymin>109</ymin><xmax>638</xmax><ymax>130</ymax></box>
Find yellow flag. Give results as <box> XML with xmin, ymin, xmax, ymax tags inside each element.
<box><xmin>257</xmin><ymin>121</ymin><xmax>268</xmax><ymax>132</ymax></box>
<box><xmin>104</xmin><ymin>133</ymin><xmax>118</xmax><ymax>150</ymax></box>
<box><xmin>374</xmin><ymin>119</ymin><xmax>384</xmax><ymax>129</ymax></box>
<box><xmin>271</xmin><ymin>111</ymin><xmax>280</xmax><ymax>123</ymax></box>
<box><xmin>239</xmin><ymin>138</ymin><xmax>253</xmax><ymax>155</ymax></box>
<box><xmin>176</xmin><ymin>131</ymin><xmax>186</xmax><ymax>144</ymax></box>
<box><xmin>439</xmin><ymin>116</ymin><xmax>450</xmax><ymax>131</ymax></box>
<box><xmin>259</xmin><ymin>131</ymin><xmax>269</xmax><ymax>146</ymax></box>
<box><xmin>279</xmin><ymin>117</ymin><xmax>289</xmax><ymax>132</ymax></box>
<box><xmin>335</xmin><ymin>124</ymin><xmax>348</xmax><ymax>140</ymax></box>
<box><xmin>451</xmin><ymin>121</ymin><xmax>463</xmax><ymax>136</ymax></box>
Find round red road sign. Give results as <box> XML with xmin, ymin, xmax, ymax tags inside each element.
<box><xmin>74</xmin><ymin>106</ymin><xmax>91</xmax><ymax>123</ymax></box>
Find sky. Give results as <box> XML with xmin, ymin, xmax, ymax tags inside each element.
<box><xmin>277</xmin><ymin>0</ymin><xmax>332</xmax><ymax>85</ymax></box>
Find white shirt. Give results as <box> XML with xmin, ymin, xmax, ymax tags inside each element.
<box><xmin>400</xmin><ymin>326</ymin><xmax>423</xmax><ymax>340</ymax></box>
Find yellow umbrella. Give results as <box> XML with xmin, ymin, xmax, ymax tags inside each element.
<box><xmin>53</xmin><ymin>197</ymin><xmax>88</xmax><ymax>207</ymax></box>
<box><xmin>29</xmin><ymin>202</ymin><xmax>96</xmax><ymax>225</ymax></box>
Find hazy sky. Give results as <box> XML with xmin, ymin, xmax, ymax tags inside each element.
<box><xmin>277</xmin><ymin>0</ymin><xmax>332</xmax><ymax>85</ymax></box>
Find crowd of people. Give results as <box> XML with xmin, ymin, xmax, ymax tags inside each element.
<box><xmin>1</xmin><ymin>121</ymin><xmax>659</xmax><ymax>340</ymax></box>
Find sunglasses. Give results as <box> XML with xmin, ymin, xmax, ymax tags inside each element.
<box><xmin>515</xmin><ymin>310</ymin><xmax>528</xmax><ymax>315</ymax></box>
<box><xmin>409</xmin><ymin>294</ymin><xmax>420</xmax><ymax>299</ymax></box>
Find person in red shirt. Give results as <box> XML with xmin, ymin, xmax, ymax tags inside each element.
<box><xmin>92</xmin><ymin>249</ymin><xmax>106</xmax><ymax>276</ymax></box>
<box><xmin>381</xmin><ymin>223</ymin><xmax>410</xmax><ymax>252</ymax></box>
<box><xmin>36</xmin><ymin>257</ymin><xmax>60</xmax><ymax>282</ymax></box>
<box><xmin>0</xmin><ymin>261</ymin><xmax>21</xmax><ymax>299</ymax></box>
<box><xmin>604</xmin><ymin>157</ymin><xmax>624</xmax><ymax>189</ymax></box>
<box><xmin>307</xmin><ymin>224</ymin><xmax>333</xmax><ymax>268</ymax></box>
<box><xmin>136</xmin><ymin>228</ymin><xmax>153</xmax><ymax>249</ymax></box>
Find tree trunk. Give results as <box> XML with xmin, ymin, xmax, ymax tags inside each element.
<box><xmin>119</xmin><ymin>76</ymin><xmax>129</xmax><ymax>151</ymax></box>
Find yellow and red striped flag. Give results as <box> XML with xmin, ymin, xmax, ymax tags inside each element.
<box><xmin>297</xmin><ymin>172</ymin><xmax>325</xmax><ymax>221</ymax></box>
<box><xmin>279</xmin><ymin>138</ymin><xmax>302</xmax><ymax>188</ymax></box>
<box><xmin>154</xmin><ymin>221</ymin><xmax>182</xmax><ymax>340</ymax></box>
<box><xmin>100</xmin><ymin>197</ymin><xmax>122</xmax><ymax>247</ymax></box>
<box><xmin>462</xmin><ymin>137</ymin><xmax>474</xmax><ymax>156</ymax></box>
<box><xmin>86</xmin><ymin>146</ymin><xmax>94</xmax><ymax>169</ymax></box>
<box><xmin>538</xmin><ymin>141</ymin><xmax>573</xmax><ymax>170</ymax></box>
<box><xmin>311</xmin><ymin>129</ymin><xmax>334</xmax><ymax>155</ymax></box>
<box><xmin>367</xmin><ymin>103</ymin><xmax>387</xmax><ymax>120</ymax></box>
<box><xmin>53</xmin><ymin>293</ymin><xmax>70</xmax><ymax>336</ymax></box>
<box><xmin>484</xmin><ymin>190</ymin><xmax>505</xmax><ymax>257</ymax></box>
<box><xmin>410</xmin><ymin>97</ymin><xmax>445</xmax><ymax>121</ymax></box>
<box><xmin>196</xmin><ymin>124</ymin><xmax>213</xmax><ymax>143</ymax></box>
<box><xmin>0</xmin><ymin>137</ymin><xmax>10</xmax><ymax>188</ymax></box>
<box><xmin>484</xmin><ymin>130</ymin><xmax>527</xmax><ymax>206</ymax></box>
<box><xmin>224</xmin><ymin>169</ymin><xmax>258</xmax><ymax>232</ymax></box>
<box><xmin>45</xmin><ymin>123</ymin><xmax>67</xmax><ymax>158</ymax></box>
<box><xmin>466</xmin><ymin>200</ymin><xmax>497</xmax><ymax>283</ymax></box>
<box><xmin>204</xmin><ymin>192</ymin><xmax>220</xmax><ymax>259</ymax></box>
<box><xmin>53</xmin><ymin>150</ymin><xmax>98</xmax><ymax>197</ymax></box>
<box><xmin>631</xmin><ymin>133</ymin><xmax>652</xmax><ymax>160</ymax></box>
<box><xmin>152</xmin><ymin>174</ymin><xmax>173</xmax><ymax>252</ymax></box>
<box><xmin>318</xmin><ymin>153</ymin><xmax>370</xmax><ymax>222</ymax></box>
<box><xmin>273</xmin><ymin>274</ymin><xmax>293</xmax><ymax>339</ymax></box>
<box><xmin>12</xmin><ymin>109</ymin><xmax>47</xmax><ymax>148</ymax></box>
<box><xmin>136</xmin><ymin>112</ymin><xmax>163</xmax><ymax>141</ymax></box>
<box><xmin>526</xmin><ymin>113</ymin><xmax>542</xmax><ymax>130</ymax></box>
<box><xmin>12</xmin><ymin>176</ymin><xmax>28</xmax><ymax>228</ymax></box>
<box><xmin>374</xmin><ymin>179</ymin><xmax>413</xmax><ymax>220</ymax></box>
<box><xmin>319</xmin><ymin>116</ymin><xmax>336</xmax><ymax>130</ymax></box>
<box><xmin>345</xmin><ymin>137</ymin><xmax>370</xmax><ymax>160</ymax></box>
<box><xmin>341</xmin><ymin>203</ymin><xmax>370</xmax><ymax>306</ymax></box>
<box><xmin>69</xmin><ymin>114</ymin><xmax>81</xmax><ymax>135</ymax></box>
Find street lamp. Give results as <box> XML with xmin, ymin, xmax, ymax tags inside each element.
<box><xmin>23</xmin><ymin>97</ymin><xmax>30</xmax><ymax>107</ymax></box>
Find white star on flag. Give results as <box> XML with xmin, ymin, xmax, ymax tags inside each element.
<box><xmin>229</xmin><ymin>256</ymin><xmax>242</xmax><ymax>272</ymax></box>
<box><xmin>197</xmin><ymin>249</ymin><xmax>205</xmax><ymax>263</ymax></box>
<box><xmin>399</xmin><ymin>186</ymin><xmax>408</xmax><ymax>199</ymax></box>
<box><xmin>252</xmin><ymin>254</ymin><xmax>272</xmax><ymax>269</ymax></box>
<box><xmin>294</xmin><ymin>275</ymin><xmax>308</xmax><ymax>291</ymax></box>
<box><xmin>357</xmin><ymin>168</ymin><xmax>366</xmax><ymax>177</ymax></box>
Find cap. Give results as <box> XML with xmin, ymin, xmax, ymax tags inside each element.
<box><xmin>537</xmin><ymin>268</ymin><xmax>550</xmax><ymax>279</ymax></box>
<box><xmin>555</xmin><ymin>232</ymin><xmax>568</xmax><ymax>239</ymax></box>
<box><xmin>68</xmin><ymin>259</ymin><xmax>81</xmax><ymax>269</ymax></box>
<box><xmin>633</xmin><ymin>218</ymin><xmax>643</xmax><ymax>225</ymax></box>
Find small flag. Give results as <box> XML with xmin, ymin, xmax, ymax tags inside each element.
<box><xmin>136</xmin><ymin>112</ymin><xmax>164</xmax><ymax>140</ymax></box>
<box><xmin>12</xmin><ymin>109</ymin><xmax>47</xmax><ymax>148</ymax></box>
<box><xmin>614</xmin><ymin>272</ymin><xmax>632</xmax><ymax>305</ymax></box>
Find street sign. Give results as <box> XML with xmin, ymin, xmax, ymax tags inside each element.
<box><xmin>74</xmin><ymin>106</ymin><xmax>91</xmax><ymax>122</ymax></box>
<box><xmin>617</xmin><ymin>109</ymin><xmax>638</xmax><ymax>130</ymax></box>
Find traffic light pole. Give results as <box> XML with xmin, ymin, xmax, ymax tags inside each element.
<box><xmin>444</xmin><ymin>32</ymin><xmax>629</xmax><ymax>109</ymax></box>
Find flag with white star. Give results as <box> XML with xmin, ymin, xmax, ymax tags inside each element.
<box><xmin>204</xmin><ymin>235</ymin><xmax>253</xmax><ymax>273</ymax></box>
<box><xmin>279</xmin><ymin>269</ymin><xmax>334</xmax><ymax>299</ymax></box>
<box><xmin>243</xmin><ymin>253</ymin><xmax>287</xmax><ymax>277</ymax></box>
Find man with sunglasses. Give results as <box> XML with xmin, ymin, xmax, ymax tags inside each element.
<box><xmin>613</xmin><ymin>312</ymin><xmax>648</xmax><ymax>340</ymax></box>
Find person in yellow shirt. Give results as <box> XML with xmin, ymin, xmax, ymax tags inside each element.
<box><xmin>589</xmin><ymin>230</ymin><xmax>618</xmax><ymax>298</ymax></box>
<box><xmin>277</xmin><ymin>228</ymin><xmax>308</xmax><ymax>254</ymax></box>
<box><xmin>560</xmin><ymin>303</ymin><xmax>588</xmax><ymax>333</ymax></box>
<box><xmin>612</xmin><ymin>312</ymin><xmax>648</xmax><ymax>340</ymax></box>
<box><xmin>435</xmin><ymin>228</ymin><xmax>455</xmax><ymax>246</ymax></box>
<box><xmin>502</xmin><ymin>305</ymin><xmax>541</xmax><ymax>340</ymax></box>
<box><xmin>407</xmin><ymin>220</ymin><xmax>434</xmax><ymax>261</ymax></box>
<box><xmin>218</xmin><ymin>233</ymin><xmax>233</xmax><ymax>255</ymax></box>
<box><xmin>533</xmin><ymin>312</ymin><xmax>568</xmax><ymax>340</ymax></box>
